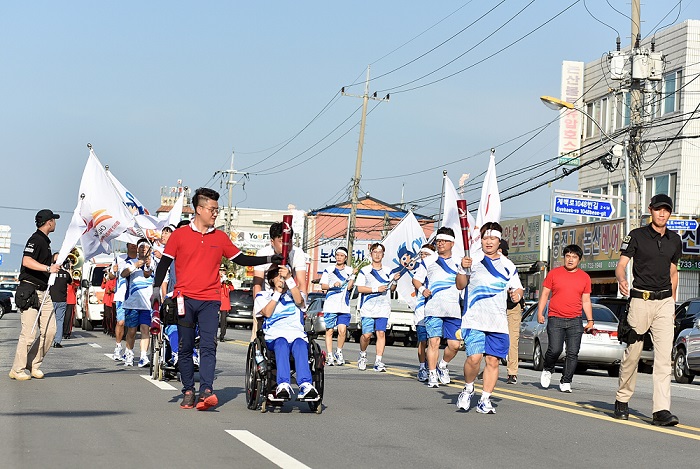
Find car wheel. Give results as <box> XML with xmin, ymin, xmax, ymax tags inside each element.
<box><xmin>85</xmin><ymin>319</ymin><xmax>94</xmax><ymax>331</ymax></box>
<box><xmin>607</xmin><ymin>366</ymin><xmax>620</xmax><ymax>377</ymax></box>
<box><xmin>385</xmin><ymin>337</ymin><xmax>395</xmax><ymax>347</ymax></box>
<box><xmin>0</xmin><ymin>304</ymin><xmax>5</xmax><ymax>319</ymax></box>
<box><xmin>673</xmin><ymin>348</ymin><xmax>695</xmax><ymax>384</ymax></box>
<box><xmin>533</xmin><ymin>341</ymin><xmax>544</xmax><ymax>371</ymax></box>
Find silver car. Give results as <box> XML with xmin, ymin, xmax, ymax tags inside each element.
<box><xmin>519</xmin><ymin>303</ymin><xmax>639</xmax><ymax>377</ymax></box>
<box><xmin>673</xmin><ymin>317</ymin><xmax>700</xmax><ymax>384</ymax></box>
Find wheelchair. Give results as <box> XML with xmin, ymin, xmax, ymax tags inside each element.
<box><xmin>245</xmin><ymin>331</ymin><xmax>325</xmax><ymax>414</ymax></box>
<box><xmin>149</xmin><ymin>299</ymin><xmax>199</xmax><ymax>382</ymax></box>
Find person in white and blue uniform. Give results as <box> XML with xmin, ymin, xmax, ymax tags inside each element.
<box><xmin>456</xmin><ymin>222</ymin><xmax>523</xmax><ymax>414</ymax></box>
<box><xmin>354</xmin><ymin>243</ymin><xmax>399</xmax><ymax>372</ymax></box>
<box><xmin>254</xmin><ymin>265</ymin><xmax>319</xmax><ymax>401</ymax></box>
<box><xmin>320</xmin><ymin>246</ymin><xmax>355</xmax><ymax>366</ymax></box>
<box><xmin>120</xmin><ymin>239</ymin><xmax>155</xmax><ymax>367</ymax></box>
<box><xmin>413</xmin><ymin>244</ymin><xmax>436</xmax><ymax>382</ymax></box>
<box><xmin>412</xmin><ymin>227</ymin><xmax>463</xmax><ymax>388</ymax></box>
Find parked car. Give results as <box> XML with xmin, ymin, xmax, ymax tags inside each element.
<box><xmin>518</xmin><ymin>303</ymin><xmax>653</xmax><ymax>377</ymax></box>
<box><xmin>307</xmin><ymin>291</ymin><xmax>325</xmax><ymax>305</ymax></box>
<box><xmin>0</xmin><ymin>281</ymin><xmax>19</xmax><ymax>311</ymax></box>
<box><xmin>0</xmin><ymin>291</ymin><xmax>13</xmax><ymax>318</ymax></box>
<box><xmin>673</xmin><ymin>298</ymin><xmax>700</xmax><ymax>342</ymax></box>
<box><xmin>226</xmin><ymin>289</ymin><xmax>254</xmax><ymax>329</ymax></box>
<box><xmin>673</xmin><ymin>317</ymin><xmax>700</xmax><ymax>384</ymax></box>
<box><xmin>590</xmin><ymin>296</ymin><xmax>628</xmax><ymax>319</ymax></box>
<box><xmin>74</xmin><ymin>256</ymin><xmax>113</xmax><ymax>330</ymax></box>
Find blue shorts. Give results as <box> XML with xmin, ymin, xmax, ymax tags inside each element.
<box><xmin>125</xmin><ymin>309</ymin><xmax>151</xmax><ymax>329</ymax></box>
<box><xmin>115</xmin><ymin>301</ymin><xmax>125</xmax><ymax>322</ymax></box>
<box><xmin>324</xmin><ymin>313</ymin><xmax>351</xmax><ymax>329</ymax></box>
<box><xmin>416</xmin><ymin>324</ymin><xmax>427</xmax><ymax>343</ymax></box>
<box><xmin>361</xmin><ymin>317</ymin><xmax>388</xmax><ymax>335</ymax></box>
<box><xmin>462</xmin><ymin>328</ymin><xmax>510</xmax><ymax>359</ymax></box>
<box><xmin>424</xmin><ymin>316</ymin><xmax>461</xmax><ymax>340</ymax></box>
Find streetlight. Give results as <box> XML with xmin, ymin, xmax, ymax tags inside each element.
<box><xmin>540</xmin><ymin>95</ymin><xmax>631</xmax><ymax>284</ymax></box>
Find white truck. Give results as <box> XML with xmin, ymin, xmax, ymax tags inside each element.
<box><xmin>348</xmin><ymin>287</ymin><xmax>417</xmax><ymax>346</ymax></box>
<box><xmin>74</xmin><ymin>254</ymin><xmax>114</xmax><ymax>331</ymax></box>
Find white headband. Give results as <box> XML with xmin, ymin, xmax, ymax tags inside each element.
<box><xmin>420</xmin><ymin>247</ymin><xmax>435</xmax><ymax>254</ymax></box>
<box><xmin>436</xmin><ymin>234</ymin><xmax>455</xmax><ymax>242</ymax></box>
<box><xmin>483</xmin><ymin>230</ymin><xmax>502</xmax><ymax>239</ymax></box>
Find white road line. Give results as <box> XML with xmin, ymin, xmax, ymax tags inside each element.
<box><xmin>104</xmin><ymin>353</ymin><xmax>117</xmax><ymax>359</ymax></box>
<box><xmin>88</xmin><ymin>343</ymin><xmax>101</xmax><ymax>348</ymax></box>
<box><xmin>140</xmin><ymin>374</ymin><xmax>177</xmax><ymax>390</ymax></box>
<box><xmin>226</xmin><ymin>430</ymin><xmax>311</xmax><ymax>469</ymax></box>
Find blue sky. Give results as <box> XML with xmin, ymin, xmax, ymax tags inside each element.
<box><xmin>0</xmin><ymin>1</ymin><xmax>694</xmax><ymax>269</ymax></box>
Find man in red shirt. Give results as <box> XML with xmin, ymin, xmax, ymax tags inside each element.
<box><xmin>101</xmin><ymin>271</ymin><xmax>117</xmax><ymax>337</ymax></box>
<box><xmin>537</xmin><ymin>244</ymin><xmax>594</xmax><ymax>393</ymax></box>
<box><xmin>151</xmin><ymin>187</ymin><xmax>280</xmax><ymax>411</ymax></box>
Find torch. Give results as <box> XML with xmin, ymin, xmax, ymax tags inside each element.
<box><xmin>281</xmin><ymin>214</ymin><xmax>293</xmax><ymax>265</ymax></box>
<box><xmin>456</xmin><ymin>199</ymin><xmax>471</xmax><ymax>275</ymax></box>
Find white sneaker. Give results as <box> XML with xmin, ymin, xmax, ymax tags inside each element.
<box><xmin>334</xmin><ymin>350</ymin><xmax>345</xmax><ymax>365</ymax></box>
<box><xmin>298</xmin><ymin>383</ymin><xmax>319</xmax><ymax>400</ymax></box>
<box><xmin>417</xmin><ymin>367</ymin><xmax>429</xmax><ymax>382</ymax></box>
<box><xmin>325</xmin><ymin>354</ymin><xmax>335</xmax><ymax>366</ymax></box>
<box><xmin>457</xmin><ymin>386</ymin><xmax>474</xmax><ymax>411</ymax></box>
<box><xmin>171</xmin><ymin>352</ymin><xmax>178</xmax><ymax>366</ymax></box>
<box><xmin>559</xmin><ymin>382</ymin><xmax>572</xmax><ymax>393</ymax></box>
<box><xmin>275</xmin><ymin>383</ymin><xmax>293</xmax><ymax>400</ymax></box>
<box><xmin>540</xmin><ymin>370</ymin><xmax>552</xmax><ymax>389</ymax></box>
<box><xmin>138</xmin><ymin>356</ymin><xmax>150</xmax><ymax>368</ymax></box>
<box><xmin>357</xmin><ymin>355</ymin><xmax>367</xmax><ymax>371</ymax></box>
<box><xmin>124</xmin><ymin>350</ymin><xmax>134</xmax><ymax>367</ymax></box>
<box><xmin>113</xmin><ymin>345</ymin><xmax>123</xmax><ymax>361</ymax></box>
<box><xmin>476</xmin><ymin>398</ymin><xmax>496</xmax><ymax>414</ymax></box>
<box><xmin>373</xmin><ymin>361</ymin><xmax>386</xmax><ymax>372</ymax></box>
<box><xmin>437</xmin><ymin>364</ymin><xmax>451</xmax><ymax>384</ymax></box>
<box><xmin>428</xmin><ymin>370</ymin><xmax>439</xmax><ymax>388</ymax></box>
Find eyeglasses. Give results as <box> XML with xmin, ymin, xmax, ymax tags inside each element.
<box><xmin>435</xmin><ymin>239</ymin><xmax>453</xmax><ymax>244</ymax></box>
<box><xmin>199</xmin><ymin>205</ymin><xmax>220</xmax><ymax>216</ymax></box>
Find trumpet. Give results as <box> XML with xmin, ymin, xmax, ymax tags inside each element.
<box><xmin>227</xmin><ymin>272</ymin><xmax>235</xmax><ymax>281</ymax></box>
<box><xmin>67</xmin><ymin>247</ymin><xmax>85</xmax><ymax>270</ymax></box>
<box><xmin>72</xmin><ymin>269</ymin><xmax>82</xmax><ymax>281</ymax></box>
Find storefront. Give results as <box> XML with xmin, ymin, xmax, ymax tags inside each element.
<box><xmin>501</xmin><ymin>215</ymin><xmax>549</xmax><ymax>301</ymax></box>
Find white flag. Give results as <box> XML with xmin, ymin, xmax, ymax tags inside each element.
<box><xmin>167</xmin><ymin>193</ymin><xmax>185</xmax><ymax>227</ymax></box>
<box><xmin>381</xmin><ymin>212</ymin><xmax>427</xmax><ymax>310</ymax></box>
<box><xmin>475</xmin><ymin>151</ymin><xmax>501</xmax><ymax>231</ymax></box>
<box><xmin>57</xmin><ymin>150</ymin><xmax>135</xmax><ymax>264</ymax></box>
<box><xmin>106</xmin><ymin>167</ymin><xmax>162</xmax><ymax>242</ymax></box>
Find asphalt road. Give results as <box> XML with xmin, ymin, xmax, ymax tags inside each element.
<box><xmin>2</xmin><ymin>311</ymin><xmax>699</xmax><ymax>469</ymax></box>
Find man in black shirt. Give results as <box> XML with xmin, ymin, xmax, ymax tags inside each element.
<box><xmin>49</xmin><ymin>253</ymin><xmax>70</xmax><ymax>348</ymax></box>
<box><xmin>613</xmin><ymin>194</ymin><xmax>682</xmax><ymax>426</ymax></box>
<box><xmin>9</xmin><ymin>209</ymin><xmax>61</xmax><ymax>381</ymax></box>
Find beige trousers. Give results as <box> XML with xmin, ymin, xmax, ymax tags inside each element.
<box><xmin>615</xmin><ymin>296</ymin><xmax>674</xmax><ymax>413</ymax></box>
<box><xmin>11</xmin><ymin>289</ymin><xmax>56</xmax><ymax>373</ymax></box>
<box><xmin>506</xmin><ymin>303</ymin><xmax>523</xmax><ymax>376</ymax></box>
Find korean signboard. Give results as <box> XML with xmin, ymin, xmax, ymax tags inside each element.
<box><xmin>500</xmin><ymin>216</ymin><xmax>546</xmax><ymax>265</ymax></box>
<box><xmin>552</xmin><ymin>219</ymin><xmax>624</xmax><ymax>271</ymax></box>
<box><xmin>558</xmin><ymin>61</ymin><xmax>584</xmax><ymax>167</ymax></box>
<box><xmin>676</xmin><ymin>218</ymin><xmax>700</xmax><ymax>271</ymax></box>
<box><xmin>315</xmin><ymin>238</ymin><xmax>376</xmax><ymax>276</ymax></box>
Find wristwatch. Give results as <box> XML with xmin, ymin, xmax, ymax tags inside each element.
<box><xmin>46</xmin><ymin>265</ymin><xmax>50</xmax><ymax>272</ymax></box>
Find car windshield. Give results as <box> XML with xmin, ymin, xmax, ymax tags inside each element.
<box><xmin>0</xmin><ymin>283</ymin><xmax>18</xmax><ymax>291</ymax></box>
<box><xmin>230</xmin><ymin>290</ymin><xmax>253</xmax><ymax>304</ymax></box>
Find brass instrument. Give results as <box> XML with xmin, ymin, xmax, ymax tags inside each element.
<box><xmin>227</xmin><ymin>272</ymin><xmax>235</xmax><ymax>281</ymax></box>
<box><xmin>67</xmin><ymin>247</ymin><xmax>85</xmax><ymax>270</ymax></box>
<box><xmin>72</xmin><ymin>269</ymin><xmax>82</xmax><ymax>281</ymax></box>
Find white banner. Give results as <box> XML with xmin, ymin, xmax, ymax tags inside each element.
<box><xmin>558</xmin><ymin>61</ymin><xmax>584</xmax><ymax>165</ymax></box>
<box><xmin>381</xmin><ymin>212</ymin><xmax>427</xmax><ymax>310</ymax></box>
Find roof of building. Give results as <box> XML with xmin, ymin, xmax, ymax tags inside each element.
<box><xmin>308</xmin><ymin>195</ymin><xmax>434</xmax><ymax>221</ymax></box>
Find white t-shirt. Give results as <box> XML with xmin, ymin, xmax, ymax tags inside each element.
<box><xmin>413</xmin><ymin>256</ymin><xmax>462</xmax><ymax>319</ymax></box>
<box><xmin>461</xmin><ymin>255</ymin><xmax>523</xmax><ymax>334</ymax></box>
<box><xmin>122</xmin><ymin>258</ymin><xmax>154</xmax><ymax>311</ymax></box>
<box><xmin>254</xmin><ymin>245</ymin><xmax>307</xmax><ymax>293</ymax></box>
<box><xmin>355</xmin><ymin>265</ymin><xmax>392</xmax><ymax>319</ymax></box>
<box><xmin>320</xmin><ymin>265</ymin><xmax>353</xmax><ymax>314</ymax></box>
<box><xmin>254</xmin><ymin>290</ymin><xmax>308</xmax><ymax>342</ymax></box>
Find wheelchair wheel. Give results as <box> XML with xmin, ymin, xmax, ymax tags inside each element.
<box><xmin>245</xmin><ymin>342</ymin><xmax>263</xmax><ymax>410</ymax></box>
<box><xmin>308</xmin><ymin>341</ymin><xmax>324</xmax><ymax>414</ymax></box>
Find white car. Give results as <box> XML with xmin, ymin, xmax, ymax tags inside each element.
<box><xmin>0</xmin><ymin>281</ymin><xmax>19</xmax><ymax>311</ymax></box>
<box><xmin>74</xmin><ymin>255</ymin><xmax>113</xmax><ymax>330</ymax></box>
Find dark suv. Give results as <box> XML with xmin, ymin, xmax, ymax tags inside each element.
<box><xmin>226</xmin><ymin>289</ymin><xmax>254</xmax><ymax>329</ymax></box>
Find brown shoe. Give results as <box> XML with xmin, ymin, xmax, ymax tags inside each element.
<box><xmin>31</xmin><ymin>369</ymin><xmax>44</xmax><ymax>379</ymax></box>
<box><xmin>9</xmin><ymin>369</ymin><xmax>31</xmax><ymax>381</ymax></box>
<box><xmin>180</xmin><ymin>390</ymin><xmax>196</xmax><ymax>409</ymax></box>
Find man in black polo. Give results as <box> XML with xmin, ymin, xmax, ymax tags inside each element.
<box><xmin>613</xmin><ymin>194</ymin><xmax>681</xmax><ymax>426</ymax></box>
<box><xmin>9</xmin><ymin>209</ymin><xmax>61</xmax><ymax>381</ymax></box>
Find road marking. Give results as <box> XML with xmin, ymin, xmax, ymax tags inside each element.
<box><xmin>228</xmin><ymin>340</ymin><xmax>700</xmax><ymax>439</ymax></box>
<box><xmin>226</xmin><ymin>430</ymin><xmax>311</xmax><ymax>469</ymax></box>
<box><xmin>88</xmin><ymin>343</ymin><xmax>101</xmax><ymax>348</ymax></box>
<box><xmin>104</xmin><ymin>353</ymin><xmax>117</xmax><ymax>359</ymax></box>
<box><xmin>140</xmin><ymin>374</ymin><xmax>177</xmax><ymax>390</ymax></box>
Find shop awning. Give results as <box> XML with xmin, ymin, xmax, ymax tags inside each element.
<box><xmin>590</xmin><ymin>277</ymin><xmax>617</xmax><ymax>285</ymax></box>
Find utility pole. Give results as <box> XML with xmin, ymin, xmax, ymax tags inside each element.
<box><xmin>628</xmin><ymin>0</ymin><xmax>643</xmax><ymax>230</ymax></box>
<box><xmin>214</xmin><ymin>150</ymin><xmax>247</xmax><ymax>238</ymax></box>
<box><xmin>341</xmin><ymin>65</ymin><xmax>389</xmax><ymax>261</ymax></box>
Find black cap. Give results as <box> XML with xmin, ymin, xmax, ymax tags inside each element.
<box><xmin>650</xmin><ymin>194</ymin><xmax>673</xmax><ymax>211</ymax></box>
<box><xmin>499</xmin><ymin>239</ymin><xmax>509</xmax><ymax>256</ymax></box>
<box><xmin>35</xmin><ymin>209</ymin><xmax>60</xmax><ymax>225</ymax></box>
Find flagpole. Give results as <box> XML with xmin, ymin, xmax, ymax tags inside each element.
<box><xmin>438</xmin><ymin>170</ymin><xmax>447</xmax><ymax>228</ymax></box>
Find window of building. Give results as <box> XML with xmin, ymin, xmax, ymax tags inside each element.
<box><xmin>612</xmin><ymin>183</ymin><xmax>627</xmax><ymax>215</ymax></box>
<box><xmin>599</xmin><ymin>97</ymin><xmax>609</xmax><ymax>134</ymax></box>
<box><xmin>585</xmin><ymin>102</ymin><xmax>596</xmax><ymax>138</ymax></box>
<box><xmin>614</xmin><ymin>92</ymin><xmax>628</xmax><ymax>130</ymax></box>
<box><xmin>645</xmin><ymin>173</ymin><xmax>677</xmax><ymax>206</ymax></box>
<box><xmin>663</xmin><ymin>70</ymin><xmax>681</xmax><ymax>115</ymax></box>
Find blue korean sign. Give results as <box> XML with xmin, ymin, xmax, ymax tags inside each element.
<box><xmin>667</xmin><ymin>219</ymin><xmax>698</xmax><ymax>232</ymax></box>
<box><xmin>554</xmin><ymin>196</ymin><xmax>615</xmax><ymax>218</ymax></box>
<box><xmin>0</xmin><ymin>253</ymin><xmax>3</xmax><ymax>266</ymax></box>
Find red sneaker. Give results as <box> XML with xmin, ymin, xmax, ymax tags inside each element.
<box><xmin>180</xmin><ymin>390</ymin><xmax>195</xmax><ymax>409</ymax></box>
<box><xmin>195</xmin><ymin>389</ymin><xmax>218</xmax><ymax>411</ymax></box>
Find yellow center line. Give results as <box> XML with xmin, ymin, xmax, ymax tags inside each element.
<box><xmin>226</xmin><ymin>340</ymin><xmax>700</xmax><ymax>439</ymax></box>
